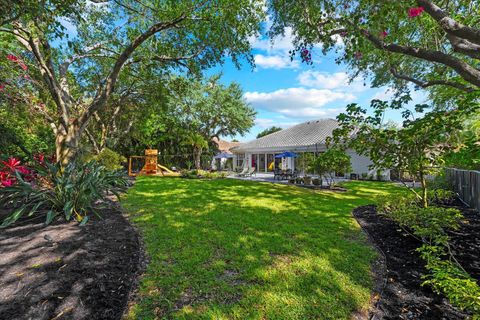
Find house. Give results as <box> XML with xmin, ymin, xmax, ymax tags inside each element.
<box><xmin>231</xmin><ymin>118</ymin><xmax>390</xmax><ymax>180</ymax></box>
<box><xmin>211</xmin><ymin>138</ymin><xmax>241</xmax><ymax>170</ymax></box>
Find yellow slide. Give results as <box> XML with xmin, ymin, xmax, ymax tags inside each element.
<box><xmin>268</xmin><ymin>162</ymin><xmax>275</xmax><ymax>170</ymax></box>
<box><xmin>157</xmin><ymin>164</ymin><xmax>174</xmax><ymax>174</ymax></box>
<box><xmin>157</xmin><ymin>164</ymin><xmax>180</xmax><ymax>176</ymax></box>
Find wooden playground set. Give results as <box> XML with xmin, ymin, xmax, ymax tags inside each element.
<box><xmin>128</xmin><ymin>149</ymin><xmax>180</xmax><ymax>177</ymax></box>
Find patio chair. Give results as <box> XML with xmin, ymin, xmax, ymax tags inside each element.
<box><xmin>273</xmin><ymin>168</ymin><xmax>284</xmax><ymax>180</ymax></box>
<box><xmin>291</xmin><ymin>169</ymin><xmax>298</xmax><ymax>178</ymax></box>
<box><xmin>236</xmin><ymin>167</ymin><xmax>248</xmax><ymax>177</ymax></box>
<box><xmin>284</xmin><ymin>169</ymin><xmax>292</xmax><ymax>179</ymax></box>
<box><xmin>245</xmin><ymin>168</ymin><xmax>256</xmax><ymax>177</ymax></box>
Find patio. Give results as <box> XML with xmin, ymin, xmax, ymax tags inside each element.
<box><xmin>229</xmin><ymin>172</ymin><xmax>349</xmax><ymax>186</ymax></box>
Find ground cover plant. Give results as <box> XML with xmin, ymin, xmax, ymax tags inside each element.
<box><xmin>353</xmin><ymin>202</ymin><xmax>480</xmax><ymax>319</ymax></box>
<box><xmin>122</xmin><ymin>177</ymin><xmax>405</xmax><ymax>319</ymax></box>
<box><xmin>377</xmin><ymin>191</ymin><xmax>480</xmax><ymax>316</ymax></box>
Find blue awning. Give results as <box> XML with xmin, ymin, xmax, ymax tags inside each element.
<box><xmin>275</xmin><ymin>151</ymin><xmax>298</xmax><ymax>158</ymax></box>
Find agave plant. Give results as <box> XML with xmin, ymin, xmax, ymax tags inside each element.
<box><xmin>0</xmin><ymin>161</ymin><xmax>128</xmax><ymax>228</ymax></box>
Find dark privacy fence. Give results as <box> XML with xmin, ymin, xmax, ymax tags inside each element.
<box><xmin>445</xmin><ymin>168</ymin><xmax>480</xmax><ymax>212</ymax></box>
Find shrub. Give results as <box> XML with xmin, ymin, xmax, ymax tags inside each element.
<box><xmin>88</xmin><ymin>148</ymin><xmax>126</xmax><ymax>170</ymax></box>
<box><xmin>419</xmin><ymin>246</ymin><xmax>480</xmax><ymax>315</ymax></box>
<box><xmin>311</xmin><ymin>147</ymin><xmax>351</xmax><ymax>187</ymax></box>
<box><xmin>0</xmin><ymin>161</ymin><xmax>128</xmax><ymax>227</ymax></box>
<box><xmin>383</xmin><ymin>203</ymin><xmax>462</xmax><ymax>245</ymax></box>
<box><xmin>180</xmin><ymin>169</ymin><xmax>227</xmax><ymax>180</ymax></box>
<box><xmin>0</xmin><ymin>157</ymin><xmax>35</xmax><ymax>187</ymax></box>
<box><xmin>378</xmin><ymin>191</ymin><xmax>480</xmax><ymax>316</ymax></box>
<box><xmin>312</xmin><ymin>178</ymin><xmax>321</xmax><ymax>186</ymax></box>
<box><xmin>378</xmin><ymin>189</ymin><xmax>456</xmax><ymax>216</ymax></box>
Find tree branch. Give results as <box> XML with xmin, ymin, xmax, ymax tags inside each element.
<box><xmin>445</xmin><ymin>34</ymin><xmax>480</xmax><ymax>60</ymax></box>
<box><xmin>84</xmin><ymin>128</ymin><xmax>101</xmax><ymax>154</ymax></box>
<box><xmin>78</xmin><ymin>11</ymin><xmax>192</xmax><ymax>129</ymax></box>
<box><xmin>418</xmin><ymin>0</ymin><xmax>480</xmax><ymax>46</ymax></box>
<box><xmin>152</xmin><ymin>48</ymin><xmax>205</xmax><ymax>63</ymax></box>
<box><xmin>389</xmin><ymin>67</ymin><xmax>476</xmax><ymax>92</ymax></box>
<box><xmin>15</xmin><ymin>22</ymin><xmax>70</xmax><ymax>130</ymax></box>
<box><xmin>59</xmin><ymin>42</ymin><xmax>109</xmax><ymax>79</ymax></box>
<box><xmin>364</xmin><ymin>31</ymin><xmax>480</xmax><ymax>88</ymax></box>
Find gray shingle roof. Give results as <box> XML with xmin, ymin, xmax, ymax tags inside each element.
<box><xmin>234</xmin><ymin>118</ymin><xmax>340</xmax><ymax>152</ymax></box>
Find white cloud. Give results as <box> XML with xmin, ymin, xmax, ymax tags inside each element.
<box><xmin>254</xmin><ymin>54</ymin><xmax>299</xmax><ymax>69</ymax></box>
<box><xmin>297</xmin><ymin>70</ymin><xmax>368</xmax><ymax>92</ymax></box>
<box><xmin>250</xmin><ymin>26</ymin><xmax>296</xmax><ymax>53</ymax></box>
<box><xmin>245</xmin><ymin>87</ymin><xmax>354</xmax><ymax>118</ymax></box>
<box><xmin>372</xmin><ymin>89</ymin><xmax>395</xmax><ymax>101</ymax></box>
<box><xmin>298</xmin><ymin>71</ymin><xmax>349</xmax><ymax>89</ymax></box>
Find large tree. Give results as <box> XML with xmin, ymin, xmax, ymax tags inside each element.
<box><xmin>268</xmin><ymin>0</ymin><xmax>480</xmax><ymax>103</ymax></box>
<box><xmin>164</xmin><ymin>75</ymin><xmax>255</xmax><ymax>168</ymax></box>
<box><xmin>0</xmin><ymin>0</ymin><xmax>264</xmax><ymax>165</ymax></box>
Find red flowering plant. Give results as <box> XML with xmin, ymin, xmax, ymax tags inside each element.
<box><xmin>0</xmin><ymin>155</ymin><xmax>45</xmax><ymax>188</ymax></box>
<box><xmin>0</xmin><ymin>157</ymin><xmax>27</xmax><ymax>187</ymax></box>
<box><xmin>0</xmin><ymin>158</ymin><xmax>128</xmax><ymax>228</ymax></box>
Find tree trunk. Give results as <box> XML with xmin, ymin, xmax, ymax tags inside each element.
<box><xmin>194</xmin><ymin>147</ymin><xmax>202</xmax><ymax>170</ymax></box>
<box><xmin>55</xmin><ymin>123</ymin><xmax>81</xmax><ymax>167</ymax></box>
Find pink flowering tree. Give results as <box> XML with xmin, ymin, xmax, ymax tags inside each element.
<box><xmin>269</xmin><ymin>0</ymin><xmax>480</xmax><ymax>103</ymax></box>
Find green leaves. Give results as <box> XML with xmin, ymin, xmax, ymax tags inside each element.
<box><xmin>0</xmin><ymin>160</ymin><xmax>128</xmax><ymax>228</ymax></box>
<box><xmin>311</xmin><ymin>147</ymin><xmax>351</xmax><ymax>186</ymax></box>
<box><xmin>256</xmin><ymin>126</ymin><xmax>282</xmax><ymax>139</ymax></box>
<box><xmin>268</xmin><ymin>0</ymin><xmax>480</xmax><ymax>105</ymax></box>
<box><xmin>378</xmin><ymin>190</ymin><xmax>480</xmax><ymax>315</ymax></box>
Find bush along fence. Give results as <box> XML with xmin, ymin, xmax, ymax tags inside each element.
<box><xmin>445</xmin><ymin>168</ymin><xmax>480</xmax><ymax>212</ymax></box>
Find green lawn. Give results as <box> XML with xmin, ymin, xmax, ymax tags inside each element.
<box><xmin>121</xmin><ymin>177</ymin><xmax>403</xmax><ymax>319</ymax></box>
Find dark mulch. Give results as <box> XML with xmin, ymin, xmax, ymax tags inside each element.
<box><xmin>0</xmin><ymin>204</ymin><xmax>144</xmax><ymax>320</ymax></box>
<box><xmin>353</xmin><ymin>202</ymin><xmax>480</xmax><ymax>320</ymax></box>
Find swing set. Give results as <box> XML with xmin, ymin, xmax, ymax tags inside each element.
<box><xmin>128</xmin><ymin>149</ymin><xmax>180</xmax><ymax>177</ymax></box>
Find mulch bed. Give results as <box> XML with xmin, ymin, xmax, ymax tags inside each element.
<box><xmin>0</xmin><ymin>204</ymin><xmax>144</xmax><ymax>320</ymax></box>
<box><xmin>353</xmin><ymin>201</ymin><xmax>480</xmax><ymax>320</ymax></box>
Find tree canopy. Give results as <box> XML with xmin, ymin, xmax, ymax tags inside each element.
<box><xmin>268</xmin><ymin>0</ymin><xmax>480</xmax><ymax>106</ymax></box>
<box><xmin>256</xmin><ymin>126</ymin><xmax>282</xmax><ymax>139</ymax></box>
<box><xmin>0</xmin><ymin>0</ymin><xmax>264</xmax><ymax>164</ymax></box>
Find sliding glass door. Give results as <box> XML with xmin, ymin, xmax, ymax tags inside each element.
<box><xmin>258</xmin><ymin>154</ymin><xmax>266</xmax><ymax>172</ymax></box>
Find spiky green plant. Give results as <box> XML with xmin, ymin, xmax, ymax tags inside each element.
<box><xmin>0</xmin><ymin>161</ymin><xmax>128</xmax><ymax>227</ymax></box>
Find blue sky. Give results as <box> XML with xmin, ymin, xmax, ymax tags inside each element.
<box><xmin>209</xmin><ymin>25</ymin><xmax>428</xmax><ymax>142</ymax></box>
<box><xmin>57</xmin><ymin>9</ymin><xmax>427</xmax><ymax>143</ymax></box>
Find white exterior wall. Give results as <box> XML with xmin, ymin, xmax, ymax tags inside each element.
<box><xmin>347</xmin><ymin>149</ymin><xmax>390</xmax><ymax>180</ymax></box>
<box><xmin>233</xmin><ymin>146</ymin><xmax>390</xmax><ymax>180</ymax></box>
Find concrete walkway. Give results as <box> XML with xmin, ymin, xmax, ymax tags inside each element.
<box><xmin>228</xmin><ymin>172</ymin><xmax>349</xmax><ymax>186</ymax></box>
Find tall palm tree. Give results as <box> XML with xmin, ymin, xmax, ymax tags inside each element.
<box><xmin>182</xmin><ymin>133</ymin><xmax>208</xmax><ymax>170</ymax></box>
